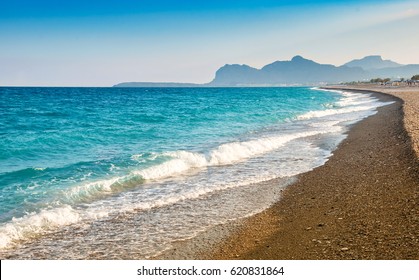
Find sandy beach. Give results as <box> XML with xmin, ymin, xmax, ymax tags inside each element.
<box><xmin>157</xmin><ymin>86</ymin><xmax>419</xmax><ymax>260</ymax></box>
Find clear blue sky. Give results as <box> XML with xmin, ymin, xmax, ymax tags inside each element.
<box><xmin>1</xmin><ymin>0</ymin><xmax>418</xmax><ymax>86</ymax></box>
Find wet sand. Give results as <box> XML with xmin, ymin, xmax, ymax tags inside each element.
<box><xmin>157</xmin><ymin>88</ymin><xmax>419</xmax><ymax>260</ymax></box>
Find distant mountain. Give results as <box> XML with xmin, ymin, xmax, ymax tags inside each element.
<box><xmin>209</xmin><ymin>64</ymin><xmax>261</xmax><ymax>86</ymax></box>
<box><xmin>344</xmin><ymin>55</ymin><xmax>419</xmax><ymax>80</ymax></box>
<box><xmin>260</xmin><ymin>56</ymin><xmax>365</xmax><ymax>84</ymax></box>
<box><xmin>370</xmin><ymin>64</ymin><xmax>419</xmax><ymax>79</ymax></box>
<box><xmin>209</xmin><ymin>55</ymin><xmax>367</xmax><ymax>86</ymax></box>
<box><xmin>113</xmin><ymin>82</ymin><xmax>201</xmax><ymax>87</ymax></box>
<box><xmin>113</xmin><ymin>55</ymin><xmax>419</xmax><ymax>87</ymax></box>
<box><xmin>343</xmin><ymin>55</ymin><xmax>402</xmax><ymax>70</ymax></box>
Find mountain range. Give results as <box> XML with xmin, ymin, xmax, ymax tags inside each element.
<box><xmin>114</xmin><ymin>55</ymin><xmax>419</xmax><ymax>87</ymax></box>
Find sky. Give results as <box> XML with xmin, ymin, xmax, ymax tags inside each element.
<box><xmin>1</xmin><ymin>0</ymin><xmax>419</xmax><ymax>86</ymax></box>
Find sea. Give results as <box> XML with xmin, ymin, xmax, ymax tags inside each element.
<box><xmin>0</xmin><ymin>86</ymin><xmax>391</xmax><ymax>259</ymax></box>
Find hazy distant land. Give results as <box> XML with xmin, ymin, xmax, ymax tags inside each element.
<box><xmin>113</xmin><ymin>55</ymin><xmax>419</xmax><ymax>87</ymax></box>
<box><xmin>113</xmin><ymin>82</ymin><xmax>202</xmax><ymax>88</ymax></box>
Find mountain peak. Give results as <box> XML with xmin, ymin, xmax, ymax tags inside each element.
<box><xmin>290</xmin><ymin>55</ymin><xmax>319</xmax><ymax>65</ymax></box>
<box><xmin>291</xmin><ymin>55</ymin><xmax>315</xmax><ymax>63</ymax></box>
<box><xmin>364</xmin><ymin>55</ymin><xmax>382</xmax><ymax>59</ymax></box>
<box><xmin>344</xmin><ymin>55</ymin><xmax>402</xmax><ymax>70</ymax></box>
<box><xmin>291</xmin><ymin>55</ymin><xmax>304</xmax><ymax>61</ymax></box>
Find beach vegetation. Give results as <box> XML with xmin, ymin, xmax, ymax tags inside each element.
<box><xmin>411</xmin><ymin>75</ymin><xmax>419</xmax><ymax>81</ymax></box>
<box><xmin>370</xmin><ymin>78</ymin><xmax>384</xmax><ymax>83</ymax></box>
<box><xmin>370</xmin><ymin>78</ymin><xmax>391</xmax><ymax>84</ymax></box>
<box><xmin>370</xmin><ymin>78</ymin><xmax>390</xmax><ymax>83</ymax></box>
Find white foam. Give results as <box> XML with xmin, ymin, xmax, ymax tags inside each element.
<box><xmin>109</xmin><ymin>164</ymin><xmax>119</xmax><ymax>172</ymax></box>
<box><xmin>128</xmin><ymin>173</ymin><xmax>282</xmax><ymax>212</ymax></box>
<box><xmin>134</xmin><ymin>151</ymin><xmax>207</xmax><ymax>180</ymax></box>
<box><xmin>61</xmin><ymin>126</ymin><xmax>343</xmax><ymax>207</ymax></box>
<box><xmin>310</xmin><ymin>87</ymin><xmax>343</xmax><ymax>94</ymax></box>
<box><xmin>309</xmin><ymin>120</ymin><xmax>342</xmax><ymax>128</ymax></box>
<box><xmin>0</xmin><ymin>205</ymin><xmax>81</xmax><ymax>249</ymax></box>
<box><xmin>131</xmin><ymin>153</ymin><xmax>159</xmax><ymax>162</ymax></box>
<box><xmin>60</xmin><ymin>151</ymin><xmax>208</xmax><ymax>204</ymax></box>
<box><xmin>208</xmin><ymin>128</ymin><xmax>340</xmax><ymax>165</ymax></box>
<box><xmin>300</xmin><ymin>88</ymin><xmax>395</xmax><ymax>121</ymax></box>
<box><xmin>63</xmin><ymin>177</ymin><xmax>117</xmax><ymax>202</ymax></box>
<box><xmin>297</xmin><ymin>105</ymin><xmax>377</xmax><ymax>120</ymax></box>
<box><xmin>336</xmin><ymin>96</ymin><xmax>375</xmax><ymax>107</ymax></box>
<box><xmin>33</xmin><ymin>167</ymin><xmax>46</xmax><ymax>171</ymax></box>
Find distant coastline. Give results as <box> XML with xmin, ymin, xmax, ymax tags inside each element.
<box><xmin>113</xmin><ymin>55</ymin><xmax>419</xmax><ymax>88</ymax></box>
<box><xmin>113</xmin><ymin>82</ymin><xmax>203</xmax><ymax>88</ymax></box>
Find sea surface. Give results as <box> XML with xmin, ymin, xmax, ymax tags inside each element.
<box><xmin>0</xmin><ymin>87</ymin><xmax>390</xmax><ymax>259</ymax></box>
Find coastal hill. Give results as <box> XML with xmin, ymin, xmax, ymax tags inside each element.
<box><xmin>343</xmin><ymin>55</ymin><xmax>402</xmax><ymax>70</ymax></box>
<box><xmin>113</xmin><ymin>55</ymin><xmax>419</xmax><ymax>87</ymax></box>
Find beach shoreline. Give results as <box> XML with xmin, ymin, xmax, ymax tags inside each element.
<box><xmin>157</xmin><ymin>87</ymin><xmax>419</xmax><ymax>260</ymax></box>
<box><xmin>324</xmin><ymin>85</ymin><xmax>419</xmax><ymax>158</ymax></box>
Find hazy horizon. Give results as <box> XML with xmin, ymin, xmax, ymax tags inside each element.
<box><xmin>1</xmin><ymin>0</ymin><xmax>419</xmax><ymax>86</ymax></box>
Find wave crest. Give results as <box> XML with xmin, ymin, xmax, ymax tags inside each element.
<box><xmin>0</xmin><ymin>206</ymin><xmax>81</xmax><ymax>249</ymax></box>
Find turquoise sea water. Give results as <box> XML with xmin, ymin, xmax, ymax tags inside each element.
<box><xmin>0</xmin><ymin>87</ymin><xmax>389</xmax><ymax>258</ymax></box>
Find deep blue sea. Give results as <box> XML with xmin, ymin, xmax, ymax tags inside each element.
<box><xmin>0</xmin><ymin>87</ymin><xmax>390</xmax><ymax>258</ymax></box>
